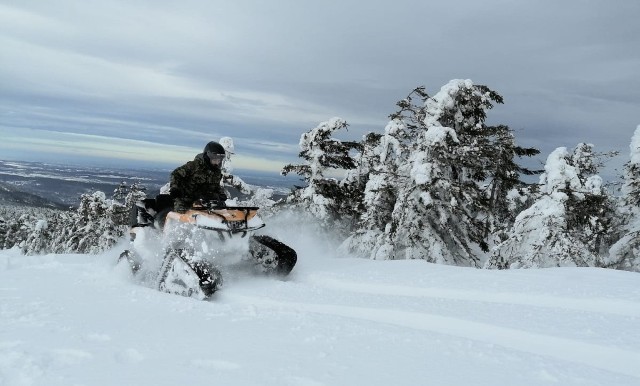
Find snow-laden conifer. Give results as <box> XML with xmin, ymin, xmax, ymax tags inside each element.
<box><xmin>218</xmin><ymin>137</ymin><xmax>280</xmax><ymax>211</ymax></box>
<box><xmin>340</xmin><ymin>121</ymin><xmax>406</xmax><ymax>257</ymax></box>
<box><xmin>487</xmin><ymin>144</ymin><xmax>614</xmax><ymax>268</ymax></box>
<box><xmin>282</xmin><ymin>117</ymin><xmax>361</xmax><ymax>230</ymax></box>
<box><xmin>112</xmin><ymin>181</ymin><xmax>147</xmax><ymax>226</ymax></box>
<box><xmin>219</xmin><ymin>137</ymin><xmax>254</xmax><ymax>197</ymax></box>
<box><xmin>343</xmin><ymin>80</ymin><xmax>538</xmax><ymax>266</ymax></box>
<box><xmin>482</xmin><ymin>127</ymin><xmax>541</xmax><ymax>240</ymax></box>
<box><xmin>65</xmin><ymin>192</ymin><xmax>127</xmax><ymax>254</ymax></box>
<box><xmin>607</xmin><ymin>125</ymin><xmax>640</xmax><ymax>271</ymax></box>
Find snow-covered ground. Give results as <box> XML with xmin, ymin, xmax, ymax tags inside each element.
<box><xmin>1</xmin><ymin>217</ymin><xmax>639</xmax><ymax>386</ymax></box>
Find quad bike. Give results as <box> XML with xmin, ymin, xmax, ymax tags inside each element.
<box><xmin>118</xmin><ymin>195</ymin><xmax>297</xmax><ymax>300</ymax></box>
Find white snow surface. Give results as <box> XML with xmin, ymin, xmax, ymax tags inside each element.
<box><xmin>1</xmin><ymin>216</ymin><xmax>640</xmax><ymax>386</ymax></box>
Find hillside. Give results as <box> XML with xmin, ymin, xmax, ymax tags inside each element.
<box><xmin>0</xmin><ymin>182</ymin><xmax>68</xmax><ymax>209</ymax></box>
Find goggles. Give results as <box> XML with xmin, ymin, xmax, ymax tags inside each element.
<box><xmin>207</xmin><ymin>152</ymin><xmax>225</xmax><ymax>165</ymax></box>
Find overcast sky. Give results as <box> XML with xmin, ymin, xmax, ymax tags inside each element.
<box><xmin>1</xmin><ymin>0</ymin><xmax>638</xmax><ymax>176</ymax></box>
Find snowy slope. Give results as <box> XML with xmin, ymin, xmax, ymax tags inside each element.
<box><xmin>1</xmin><ymin>219</ymin><xmax>640</xmax><ymax>386</ymax></box>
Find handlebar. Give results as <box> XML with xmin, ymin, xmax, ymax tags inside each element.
<box><xmin>192</xmin><ymin>199</ymin><xmax>259</xmax><ymax>211</ymax></box>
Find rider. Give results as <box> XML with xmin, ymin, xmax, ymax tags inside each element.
<box><xmin>169</xmin><ymin>141</ymin><xmax>228</xmax><ymax>212</ymax></box>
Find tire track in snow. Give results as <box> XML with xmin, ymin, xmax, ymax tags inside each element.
<box><xmin>225</xmin><ymin>294</ymin><xmax>640</xmax><ymax>379</ymax></box>
<box><xmin>306</xmin><ymin>275</ymin><xmax>640</xmax><ymax>317</ymax></box>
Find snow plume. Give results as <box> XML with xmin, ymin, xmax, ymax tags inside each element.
<box><xmin>261</xmin><ymin>208</ymin><xmax>346</xmax><ymax>263</ymax></box>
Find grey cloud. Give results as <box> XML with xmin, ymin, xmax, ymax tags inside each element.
<box><xmin>1</xmin><ymin>0</ymin><xmax>638</xmax><ymax>174</ymax></box>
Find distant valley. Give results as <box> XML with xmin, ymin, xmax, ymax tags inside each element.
<box><xmin>0</xmin><ymin>160</ymin><xmax>298</xmax><ymax>209</ymax></box>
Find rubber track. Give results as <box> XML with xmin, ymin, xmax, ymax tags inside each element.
<box><xmin>250</xmin><ymin>235</ymin><xmax>297</xmax><ymax>275</ymax></box>
<box><xmin>156</xmin><ymin>250</ymin><xmax>223</xmax><ymax>298</ymax></box>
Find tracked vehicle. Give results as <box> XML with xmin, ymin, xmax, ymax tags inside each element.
<box><xmin>119</xmin><ymin>196</ymin><xmax>296</xmax><ymax>300</ymax></box>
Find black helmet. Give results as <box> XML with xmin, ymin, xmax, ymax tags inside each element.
<box><xmin>203</xmin><ymin>141</ymin><xmax>226</xmax><ymax>168</ymax></box>
<box><xmin>204</xmin><ymin>141</ymin><xmax>225</xmax><ymax>156</ymax></box>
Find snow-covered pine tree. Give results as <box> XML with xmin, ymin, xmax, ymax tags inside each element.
<box><xmin>340</xmin><ymin>115</ymin><xmax>418</xmax><ymax>258</ymax></box>
<box><xmin>486</xmin><ymin>143</ymin><xmax>614</xmax><ymax>269</ymax></box>
<box><xmin>219</xmin><ymin>137</ymin><xmax>254</xmax><ymax>197</ymax></box>
<box><xmin>22</xmin><ymin>217</ymin><xmax>51</xmax><ymax>255</ymax></box>
<box><xmin>564</xmin><ymin>143</ymin><xmax>618</xmax><ymax>258</ymax></box>
<box><xmin>67</xmin><ymin>191</ymin><xmax>126</xmax><ymax>254</ymax></box>
<box><xmin>622</xmin><ymin>128</ymin><xmax>640</xmax><ymax>210</ymax></box>
<box><xmin>111</xmin><ymin>181</ymin><xmax>147</xmax><ymax>226</ymax></box>
<box><xmin>0</xmin><ymin>207</ymin><xmax>28</xmax><ymax>250</ymax></box>
<box><xmin>482</xmin><ymin>126</ymin><xmax>541</xmax><ymax>240</ymax></box>
<box><xmin>0</xmin><ymin>213</ymin><xmax>6</xmax><ymax>249</ymax></box>
<box><xmin>1</xmin><ymin>188</ymin><xmax>134</xmax><ymax>255</ymax></box>
<box><xmin>47</xmin><ymin>209</ymin><xmax>76</xmax><ymax>254</ymax></box>
<box><xmin>113</xmin><ymin>181</ymin><xmax>130</xmax><ymax>201</ymax></box>
<box><xmin>122</xmin><ymin>182</ymin><xmax>147</xmax><ymax>227</ymax></box>
<box><xmin>9</xmin><ymin>213</ymin><xmax>32</xmax><ymax>251</ymax></box>
<box><xmin>345</xmin><ymin>80</ymin><xmax>532</xmax><ymax>266</ymax></box>
<box><xmin>218</xmin><ymin>136</ymin><xmax>280</xmax><ymax>209</ymax></box>
<box><xmin>282</xmin><ymin>117</ymin><xmax>361</xmax><ymax>229</ymax></box>
<box><xmin>337</xmin><ymin>132</ymin><xmax>386</xmax><ymax>239</ymax></box>
<box><xmin>607</xmin><ymin>125</ymin><xmax>640</xmax><ymax>271</ymax></box>
<box><xmin>0</xmin><ymin>206</ymin><xmax>72</xmax><ymax>254</ymax></box>
<box><xmin>361</xmin><ymin>88</ymin><xmax>431</xmax><ymax>233</ymax></box>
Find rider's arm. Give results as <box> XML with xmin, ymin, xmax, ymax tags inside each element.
<box><xmin>169</xmin><ymin>162</ymin><xmax>191</xmax><ymax>199</ymax></box>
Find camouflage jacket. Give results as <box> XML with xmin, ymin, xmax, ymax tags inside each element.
<box><xmin>169</xmin><ymin>153</ymin><xmax>225</xmax><ymax>203</ymax></box>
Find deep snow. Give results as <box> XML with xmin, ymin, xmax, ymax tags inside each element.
<box><xmin>1</xmin><ymin>218</ymin><xmax>639</xmax><ymax>386</ymax></box>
